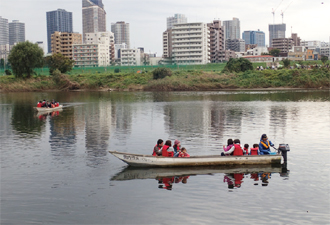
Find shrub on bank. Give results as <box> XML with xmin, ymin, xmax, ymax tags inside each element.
<box><xmin>152</xmin><ymin>67</ymin><xmax>172</xmax><ymax>80</ymax></box>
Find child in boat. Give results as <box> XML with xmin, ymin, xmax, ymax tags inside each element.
<box><xmin>223</xmin><ymin>139</ymin><xmax>244</xmax><ymax>156</ymax></box>
<box><xmin>222</xmin><ymin>139</ymin><xmax>234</xmax><ymax>156</ymax></box>
<box><xmin>178</xmin><ymin>147</ymin><xmax>190</xmax><ymax>157</ymax></box>
<box><xmin>162</xmin><ymin>140</ymin><xmax>174</xmax><ymax>157</ymax></box>
<box><xmin>243</xmin><ymin>144</ymin><xmax>249</xmax><ymax>155</ymax></box>
<box><xmin>249</xmin><ymin>144</ymin><xmax>259</xmax><ymax>155</ymax></box>
<box><xmin>152</xmin><ymin>139</ymin><xmax>164</xmax><ymax>156</ymax></box>
<box><xmin>37</xmin><ymin>101</ymin><xmax>42</xmax><ymax>107</ymax></box>
<box><xmin>173</xmin><ymin>140</ymin><xmax>181</xmax><ymax>157</ymax></box>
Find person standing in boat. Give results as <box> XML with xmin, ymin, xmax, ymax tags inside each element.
<box><xmin>152</xmin><ymin>139</ymin><xmax>164</xmax><ymax>156</ymax></box>
<box><xmin>259</xmin><ymin>134</ymin><xmax>274</xmax><ymax>155</ymax></box>
<box><xmin>162</xmin><ymin>140</ymin><xmax>174</xmax><ymax>157</ymax></box>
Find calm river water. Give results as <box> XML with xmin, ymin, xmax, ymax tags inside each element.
<box><xmin>1</xmin><ymin>90</ymin><xmax>329</xmax><ymax>224</ymax></box>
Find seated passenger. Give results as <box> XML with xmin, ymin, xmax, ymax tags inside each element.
<box><xmin>55</xmin><ymin>101</ymin><xmax>59</xmax><ymax>107</ymax></box>
<box><xmin>259</xmin><ymin>134</ymin><xmax>274</xmax><ymax>155</ymax></box>
<box><xmin>221</xmin><ymin>138</ymin><xmax>234</xmax><ymax>156</ymax></box>
<box><xmin>41</xmin><ymin>100</ymin><xmax>47</xmax><ymax>107</ymax></box>
<box><xmin>152</xmin><ymin>139</ymin><xmax>164</xmax><ymax>156</ymax></box>
<box><xmin>223</xmin><ymin>139</ymin><xmax>244</xmax><ymax>156</ymax></box>
<box><xmin>249</xmin><ymin>144</ymin><xmax>259</xmax><ymax>155</ymax></box>
<box><xmin>162</xmin><ymin>140</ymin><xmax>174</xmax><ymax>157</ymax></box>
<box><xmin>173</xmin><ymin>140</ymin><xmax>181</xmax><ymax>157</ymax></box>
<box><xmin>243</xmin><ymin>144</ymin><xmax>249</xmax><ymax>155</ymax></box>
<box><xmin>178</xmin><ymin>147</ymin><xmax>190</xmax><ymax>158</ymax></box>
<box><xmin>37</xmin><ymin>101</ymin><xmax>42</xmax><ymax>108</ymax></box>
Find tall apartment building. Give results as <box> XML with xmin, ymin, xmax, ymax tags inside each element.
<box><xmin>46</xmin><ymin>9</ymin><xmax>73</xmax><ymax>53</ymax></box>
<box><xmin>167</xmin><ymin>14</ymin><xmax>187</xmax><ymax>29</ymax></box>
<box><xmin>271</xmin><ymin>38</ymin><xmax>294</xmax><ymax>55</ymax></box>
<box><xmin>172</xmin><ymin>22</ymin><xmax>210</xmax><ymax>64</ymax></box>
<box><xmin>73</xmin><ymin>31</ymin><xmax>114</xmax><ymax>67</ymax></box>
<box><xmin>82</xmin><ymin>0</ymin><xmax>106</xmax><ymax>41</ymax></box>
<box><xmin>291</xmin><ymin>33</ymin><xmax>301</xmax><ymax>46</ymax></box>
<box><xmin>223</xmin><ymin>18</ymin><xmax>240</xmax><ymax>40</ymax></box>
<box><xmin>242</xmin><ymin>30</ymin><xmax>265</xmax><ymax>47</ymax></box>
<box><xmin>207</xmin><ymin>20</ymin><xmax>225</xmax><ymax>63</ymax></box>
<box><xmin>111</xmin><ymin>21</ymin><xmax>130</xmax><ymax>48</ymax></box>
<box><xmin>269</xmin><ymin>24</ymin><xmax>286</xmax><ymax>47</ymax></box>
<box><xmin>51</xmin><ymin>32</ymin><xmax>82</xmax><ymax>59</ymax></box>
<box><xmin>162</xmin><ymin>29</ymin><xmax>173</xmax><ymax>58</ymax></box>
<box><xmin>0</xmin><ymin>16</ymin><xmax>9</xmax><ymax>45</ymax></box>
<box><xmin>225</xmin><ymin>39</ymin><xmax>245</xmax><ymax>52</ymax></box>
<box><xmin>9</xmin><ymin>20</ymin><xmax>25</xmax><ymax>45</ymax></box>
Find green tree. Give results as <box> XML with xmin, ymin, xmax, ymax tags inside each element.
<box><xmin>321</xmin><ymin>56</ymin><xmax>328</xmax><ymax>65</ymax></box>
<box><xmin>152</xmin><ymin>67</ymin><xmax>172</xmax><ymax>79</ymax></box>
<box><xmin>223</xmin><ymin>58</ymin><xmax>253</xmax><ymax>73</ymax></box>
<box><xmin>282</xmin><ymin>58</ymin><xmax>291</xmax><ymax>68</ymax></box>
<box><xmin>8</xmin><ymin>41</ymin><xmax>44</xmax><ymax>78</ymax></box>
<box><xmin>269</xmin><ymin>49</ymin><xmax>281</xmax><ymax>57</ymax></box>
<box><xmin>45</xmin><ymin>53</ymin><xmax>74</xmax><ymax>75</ymax></box>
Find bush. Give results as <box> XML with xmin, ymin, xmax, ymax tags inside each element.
<box><xmin>152</xmin><ymin>67</ymin><xmax>172</xmax><ymax>80</ymax></box>
<box><xmin>282</xmin><ymin>58</ymin><xmax>291</xmax><ymax>68</ymax></box>
<box><xmin>5</xmin><ymin>69</ymin><xmax>12</xmax><ymax>75</ymax></box>
<box><xmin>114</xmin><ymin>68</ymin><xmax>121</xmax><ymax>73</ymax></box>
<box><xmin>223</xmin><ymin>58</ymin><xmax>253</xmax><ymax>73</ymax></box>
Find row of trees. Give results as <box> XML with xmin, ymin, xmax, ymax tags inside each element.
<box><xmin>6</xmin><ymin>41</ymin><xmax>74</xmax><ymax>78</ymax></box>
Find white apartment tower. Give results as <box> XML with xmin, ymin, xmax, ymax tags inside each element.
<box><xmin>167</xmin><ymin>14</ymin><xmax>187</xmax><ymax>29</ymax></box>
<box><xmin>111</xmin><ymin>21</ymin><xmax>130</xmax><ymax>48</ymax></box>
<box><xmin>172</xmin><ymin>22</ymin><xmax>210</xmax><ymax>64</ymax></box>
<box><xmin>223</xmin><ymin>17</ymin><xmax>240</xmax><ymax>40</ymax></box>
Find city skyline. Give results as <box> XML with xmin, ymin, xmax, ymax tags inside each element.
<box><xmin>0</xmin><ymin>0</ymin><xmax>329</xmax><ymax>56</ymax></box>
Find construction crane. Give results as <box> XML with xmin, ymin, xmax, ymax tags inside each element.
<box><xmin>281</xmin><ymin>0</ymin><xmax>295</xmax><ymax>23</ymax></box>
<box><xmin>272</xmin><ymin>0</ymin><xmax>284</xmax><ymax>24</ymax></box>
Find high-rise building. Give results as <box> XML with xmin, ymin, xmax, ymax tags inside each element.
<box><xmin>223</xmin><ymin>18</ymin><xmax>240</xmax><ymax>40</ymax></box>
<box><xmin>172</xmin><ymin>22</ymin><xmax>210</xmax><ymax>64</ymax></box>
<box><xmin>242</xmin><ymin>30</ymin><xmax>265</xmax><ymax>47</ymax></box>
<box><xmin>46</xmin><ymin>9</ymin><xmax>73</xmax><ymax>53</ymax></box>
<box><xmin>167</xmin><ymin>14</ymin><xmax>187</xmax><ymax>29</ymax></box>
<box><xmin>162</xmin><ymin>29</ymin><xmax>172</xmax><ymax>58</ymax></box>
<box><xmin>111</xmin><ymin>21</ymin><xmax>130</xmax><ymax>48</ymax></box>
<box><xmin>225</xmin><ymin>39</ymin><xmax>245</xmax><ymax>52</ymax></box>
<box><xmin>268</xmin><ymin>24</ymin><xmax>286</xmax><ymax>47</ymax></box>
<box><xmin>51</xmin><ymin>32</ymin><xmax>82</xmax><ymax>59</ymax></box>
<box><xmin>291</xmin><ymin>33</ymin><xmax>301</xmax><ymax>46</ymax></box>
<box><xmin>207</xmin><ymin>20</ymin><xmax>225</xmax><ymax>63</ymax></box>
<box><xmin>0</xmin><ymin>16</ymin><xmax>9</xmax><ymax>45</ymax></box>
<box><xmin>82</xmin><ymin>0</ymin><xmax>106</xmax><ymax>41</ymax></box>
<box><xmin>9</xmin><ymin>20</ymin><xmax>25</xmax><ymax>45</ymax></box>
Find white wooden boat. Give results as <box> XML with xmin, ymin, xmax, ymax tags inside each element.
<box><xmin>108</xmin><ymin>151</ymin><xmax>282</xmax><ymax>168</ymax></box>
<box><xmin>34</xmin><ymin>105</ymin><xmax>63</xmax><ymax>112</ymax></box>
<box><xmin>111</xmin><ymin>165</ymin><xmax>282</xmax><ymax>181</ymax></box>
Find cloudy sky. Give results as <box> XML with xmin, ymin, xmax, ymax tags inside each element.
<box><xmin>1</xmin><ymin>0</ymin><xmax>329</xmax><ymax>56</ymax></box>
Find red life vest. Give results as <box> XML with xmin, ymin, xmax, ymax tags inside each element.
<box><xmin>244</xmin><ymin>147</ymin><xmax>249</xmax><ymax>155</ymax></box>
<box><xmin>55</xmin><ymin>102</ymin><xmax>59</xmax><ymax>107</ymax></box>
<box><xmin>37</xmin><ymin>103</ymin><xmax>42</xmax><ymax>108</ymax></box>
<box><xmin>152</xmin><ymin>144</ymin><xmax>160</xmax><ymax>156</ymax></box>
<box><xmin>233</xmin><ymin>144</ymin><xmax>243</xmax><ymax>156</ymax></box>
<box><xmin>250</xmin><ymin>147</ymin><xmax>259</xmax><ymax>155</ymax></box>
<box><xmin>162</xmin><ymin>145</ymin><xmax>170</xmax><ymax>157</ymax></box>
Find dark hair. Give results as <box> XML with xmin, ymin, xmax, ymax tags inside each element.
<box><xmin>234</xmin><ymin>139</ymin><xmax>240</xmax><ymax>144</ymax></box>
<box><xmin>227</xmin><ymin>139</ymin><xmax>233</xmax><ymax>145</ymax></box>
<box><xmin>157</xmin><ymin>139</ymin><xmax>163</xmax><ymax>145</ymax></box>
<box><xmin>244</xmin><ymin>144</ymin><xmax>249</xmax><ymax>148</ymax></box>
<box><xmin>253</xmin><ymin>144</ymin><xmax>259</xmax><ymax>148</ymax></box>
<box><xmin>181</xmin><ymin>147</ymin><xmax>186</xmax><ymax>151</ymax></box>
<box><xmin>165</xmin><ymin>140</ymin><xmax>172</xmax><ymax>147</ymax></box>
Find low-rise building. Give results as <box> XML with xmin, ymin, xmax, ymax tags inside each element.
<box><xmin>120</xmin><ymin>48</ymin><xmax>141</xmax><ymax>66</ymax></box>
<box><xmin>288</xmin><ymin>46</ymin><xmax>306</xmax><ymax>61</ymax></box>
<box><xmin>51</xmin><ymin>31</ymin><xmax>82</xmax><ymax>59</ymax></box>
<box><xmin>271</xmin><ymin>38</ymin><xmax>294</xmax><ymax>55</ymax></box>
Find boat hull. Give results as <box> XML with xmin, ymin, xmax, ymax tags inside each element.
<box><xmin>109</xmin><ymin>151</ymin><xmax>282</xmax><ymax>168</ymax></box>
<box><xmin>34</xmin><ymin>105</ymin><xmax>63</xmax><ymax>112</ymax></box>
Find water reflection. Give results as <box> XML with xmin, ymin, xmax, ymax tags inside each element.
<box><xmin>110</xmin><ymin>165</ymin><xmax>286</xmax><ymax>191</ymax></box>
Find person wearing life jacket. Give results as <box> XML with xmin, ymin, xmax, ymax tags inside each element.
<box><xmin>249</xmin><ymin>144</ymin><xmax>259</xmax><ymax>155</ymax></box>
<box><xmin>162</xmin><ymin>140</ymin><xmax>174</xmax><ymax>157</ymax></box>
<box><xmin>41</xmin><ymin>100</ymin><xmax>47</xmax><ymax>107</ymax></box>
<box><xmin>55</xmin><ymin>101</ymin><xmax>59</xmax><ymax>107</ymax></box>
<box><xmin>152</xmin><ymin>139</ymin><xmax>164</xmax><ymax>156</ymax></box>
<box><xmin>259</xmin><ymin>134</ymin><xmax>274</xmax><ymax>155</ymax></box>
<box><xmin>37</xmin><ymin>101</ymin><xmax>42</xmax><ymax>108</ymax></box>
<box><xmin>232</xmin><ymin>139</ymin><xmax>244</xmax><ymax>156</ymax></box>
<box><xmin>178</xmin><ymin>147</ymin><xmax>190</xmax><ymax>158</ymax></box>
<box><xmin>243</xmin><ymin>144</ymin><xmax>249</xmax><ymax>155</ymax></box>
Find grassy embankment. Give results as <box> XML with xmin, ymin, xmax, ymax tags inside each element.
<box><xmin>0</xmin><ymin>62</ymin><xmax>329</xmax><ymax>92</ymax></box>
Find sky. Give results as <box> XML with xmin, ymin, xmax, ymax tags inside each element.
<box><xmin>1</xmin><ymin>0</ymin><xmax>329</xmax><ymax>56</ymax></box>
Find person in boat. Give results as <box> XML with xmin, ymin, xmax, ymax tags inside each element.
<box><xmin>152</xmin><ymin>139</ymin><xmax>164</xmax><ymax>156</ymax></box>
<box><xmin>222</xmin><ymin>139</ymin><xmax>244</xmax><ymax>156</ymax></box>
<box><xmin>173</xmin><ymin>139</ymin><xmax>181</xmax><ymax>157</ymax></box>
<box><xmin>178</xmin><ymin>147</ymin><xmax>190</xmax><ymax>157</ymax></box>
<box><xmin>37</xmin><ymin>101</ymin><xmax>42</xmax><ymax>108</ymax></box>
<box><xmin>243</xmin><ymin>144</ymin><xmax>249</xmax><ymax>155</ymax></box>
<box><xmin>162</xmin><ymin>140</ymin><xmax>174</xmax><ymax>157</ymax></box>
<box><xmin>259</xmin><ymin>134</ymin><xmax>274</xmax><ymax>155</ymax></box>
<box><xmin>41</xmin><ymin>100</ymin><xmax>47</xmax><ymax>107</ymax></box>
<box><xmin>55</xmin><ymin>101</ymin><xmax>59</xmax><ymax>107</ymax></box>
<box><xmin>221</xmin><ymin>138</ymin><xmax>234</xmax><ymax>156</ymax></box>
<box><xmin>249</xmin><ymin>144</ymin><xmax>259</xmax><ymax>155</ymax></box>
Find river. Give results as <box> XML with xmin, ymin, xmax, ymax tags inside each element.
<box><xmin>0</xmin><ymin>90</ymin><xmax>329</xmax><ymax>224</ymax></box>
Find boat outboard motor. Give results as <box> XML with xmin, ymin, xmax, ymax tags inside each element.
<box><xmin>278</xmin><ymin>144</ymin><xmax>290</xmax><ymax>163</ymax></box>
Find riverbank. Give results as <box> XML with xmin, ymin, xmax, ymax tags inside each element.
<box><xmin>0</xmin><ymin>68</ymin><xmax>329</xmax><ymax>92</ymax></box>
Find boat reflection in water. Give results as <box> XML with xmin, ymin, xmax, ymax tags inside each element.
<box><xmin>36</xmin><ymin>109</ymin><xmax>62</xmax><ymax>121</ymax></box>
<box><xmin>111</xmin><ymin>164</ymin><xmax>289</xmax><ymax>191</ymax></box>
